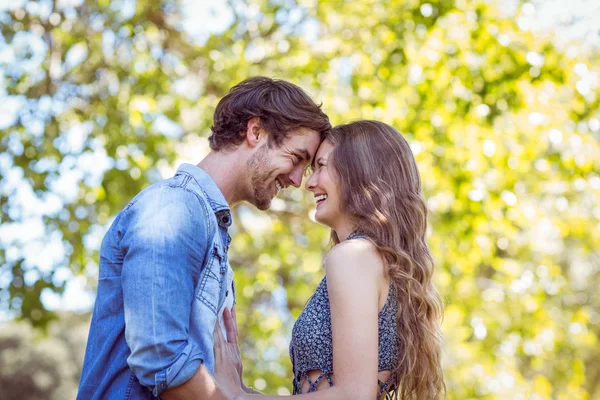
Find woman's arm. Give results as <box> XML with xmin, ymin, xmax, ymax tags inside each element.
<box><xmin>217</xmin><ymin>239</ymin><xmax>384</xmax><ymax>400</ymax></box>
<box><xmin>324</xmin><ymin>239</ymin><xmax>382</xmax><ymax>398</ymax></box>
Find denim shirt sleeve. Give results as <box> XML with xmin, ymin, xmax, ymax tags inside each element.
<box><xmin>118</xmin><ymin>184</ymin><xmax>210</xmax><ymax>395</ymax></box>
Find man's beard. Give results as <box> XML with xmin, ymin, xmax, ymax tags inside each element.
<box><xmin>247</xmin><ymin>146</ymin><xmax>277</xmax><ymax>211</ymax></box>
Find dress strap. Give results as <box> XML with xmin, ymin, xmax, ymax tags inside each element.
<box><xmin>377</xmin><ymin>375</ymin><xmax>397</xmax><ymax>399</ymax></box>
<box><xmin>293</xmin><ymin>371</ymin><xmax>334</xmax><ymax>394</ymax></box>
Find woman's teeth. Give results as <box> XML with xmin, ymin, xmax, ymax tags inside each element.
<box><xmin>315</xmin><ymin>194</ymin><xmax>327</xmax><ymax>203</ymax></box>
<box><xmin>276</xmin><ymin>181</ymin><xmax>282</xmax><ymax>193</ymax></box>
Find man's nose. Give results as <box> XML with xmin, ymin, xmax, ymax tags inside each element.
<box><xmin>288</xmin><ymin>167</ymin><xmax>304</xmax><ymax>188</ymax></box>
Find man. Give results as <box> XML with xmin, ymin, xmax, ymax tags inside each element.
<box><xmin>77</xmin><ymin>77</ymin><xmax>331</xmax><ymax>399</ymax></box>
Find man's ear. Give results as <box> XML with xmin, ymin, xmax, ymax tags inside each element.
<box><xmin>246</xmin><ymin>117</ymin><xmax>263</xmax><ymax>148</ymax></box>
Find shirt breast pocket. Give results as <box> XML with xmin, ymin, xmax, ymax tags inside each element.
<box><xmin>197</xmin><ymin>243</ymin><xmax>226</xmax><ymax>315</ymax></box>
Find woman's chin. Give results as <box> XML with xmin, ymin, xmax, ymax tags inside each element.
<box><xmin>314</xmin><ymin>211</ymin><xmax>334</xmax><ymax>229</ymax></box>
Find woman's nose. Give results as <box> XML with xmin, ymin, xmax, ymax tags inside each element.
<box><xmin>305</xmin><ymin>171</ymin><xmax>317</xmax><ymax>190</ymax></box>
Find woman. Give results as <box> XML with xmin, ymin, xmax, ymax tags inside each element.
<box><xmin>214</xmin><ymin>120</ymin><xmax>445</xmax><ymax>399</ymax></box>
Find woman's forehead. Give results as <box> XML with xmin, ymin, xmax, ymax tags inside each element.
<box><xmin>316</xmin><ymin>140</ymin><xmax>335</xmax><ymax>158</ymax></box>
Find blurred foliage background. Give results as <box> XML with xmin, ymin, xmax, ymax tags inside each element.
<box><xmin>1</xmin><ymin>0</ymin><xmax>600</xmax><ymax>398</ymax></box>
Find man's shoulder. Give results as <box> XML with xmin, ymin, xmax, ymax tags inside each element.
<box><xmin>114</xmin><ymin>173</ymin><xmax>215</xmax><ymax>235</ymax></box>
<box><xmin>130</xmin><ymin>172</ymin><xmax>211</xmax><ymax>212</ymax></box>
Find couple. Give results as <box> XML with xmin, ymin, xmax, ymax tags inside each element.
<box><xmin>77</xmin><ymin>77</ymin><xmax>444</xmax><ymax>399</ymax></box>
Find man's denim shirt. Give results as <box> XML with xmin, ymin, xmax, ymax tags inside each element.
<box><xmin>78</xmin><ymin>164</ymin><xmax>234</xmax><ymax>399</ymax></box>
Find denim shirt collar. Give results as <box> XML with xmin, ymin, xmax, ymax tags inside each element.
<box><xmin>177</xmin><ymin>163</ymin><xmax>231</xmax><ymax>226</ymax></box>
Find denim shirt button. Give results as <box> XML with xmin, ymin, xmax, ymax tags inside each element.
<box><xmin>216</xmin><ymin>211</ymin><xmax>232</xmax><ymax>228</ymax></box>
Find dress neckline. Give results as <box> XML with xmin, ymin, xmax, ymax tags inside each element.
<box><xmin>346</xmin><ymin>231</ymin><xmax>367</xmax><ymax>240</ymax></box>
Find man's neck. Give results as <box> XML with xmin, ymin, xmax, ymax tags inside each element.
<box><xmin>197</xmin><ymin>151</ymin><xmax>245</xmax><ymax>206</ymax></box>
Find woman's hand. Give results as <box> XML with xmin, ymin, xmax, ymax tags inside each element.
<box><xmin>214</xmin><ymin>307</ymin><xmax>246</xmax><ymax>399</ymax></box>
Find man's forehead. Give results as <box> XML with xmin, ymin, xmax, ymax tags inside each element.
<box><xmin>286</xmin><ymin>127</ymin><xmax>320</xmax><ymax>156</ymax></box>
<box><xmin>287</xmin><ymin>127</ymin><xmax>320</xmax><ymax>142</ymax></box>
<box><xmin>292</xmin><ymin>126</ymin><xmax>320</xmax><ymax>135</ymax></box>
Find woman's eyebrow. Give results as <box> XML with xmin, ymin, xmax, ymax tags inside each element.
<box><xmin>311</xmin><ymin>156</ymin><xmax>324</xmax><ymax>169</ymax></box>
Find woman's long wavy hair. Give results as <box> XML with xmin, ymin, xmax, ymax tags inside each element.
<box><xmin>327</xmin><ymin>120</ymin><xmax>445</xmax><ymax>399</ymax></box>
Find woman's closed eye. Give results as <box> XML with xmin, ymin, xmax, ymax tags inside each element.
<box><xmin>306</xmin><ymin>161</ymin><xmax>324</xmax><ymax>176</ymax></box>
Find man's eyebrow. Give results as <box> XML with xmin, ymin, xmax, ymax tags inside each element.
<box><xmin>295</xmin><ymin>149</ymin><xmax>311</xmax><ymax>162</ymax></box>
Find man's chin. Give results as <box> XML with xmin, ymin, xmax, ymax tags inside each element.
<box><xmin>256</xmin><ymin>202</ymin><xmax>271</xmax><ymax>211</ymax></box>
<box><xmin>252</xmin><ymin>196</ymin><xmax>272</xmax><ymax>211</ymax></box>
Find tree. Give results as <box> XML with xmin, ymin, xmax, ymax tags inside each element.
<box><xmin>1</xmin><ymin>0</ymin><xmax>599</xmax><ymax>397</ymax></box>
<box><xmin>0</xmin><ymin>313</ymin><xmax>89</xmax><ymax>399</ymax></box>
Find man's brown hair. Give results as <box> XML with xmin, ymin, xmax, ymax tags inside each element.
<box><xmin>209</xmin><ymin>77</ymin><xmax>331</xmax><ymax>151</ymax></box>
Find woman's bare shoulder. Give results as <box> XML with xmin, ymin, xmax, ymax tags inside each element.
<box><xmin>324</xmin><ymin>237</ymin><xmax>384</xmax><ymax>278</ymax></box>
